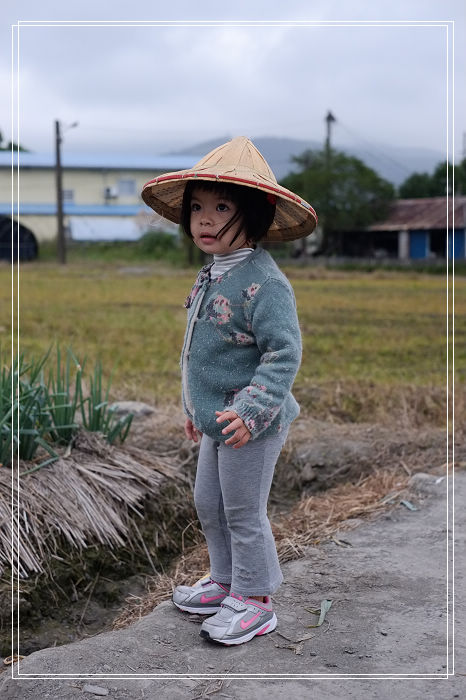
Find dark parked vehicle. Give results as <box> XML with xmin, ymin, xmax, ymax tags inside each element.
<box><xmin>0</xmin><ymin>216</ymin><xmax>38</xmax><ymax>261</ymax></box>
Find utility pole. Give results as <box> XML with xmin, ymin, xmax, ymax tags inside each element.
<box><xmin>55</xmin><ymin>119</ymin><xmax>66</xmax><ymax>264</ymax></box>
<box><xmin>322</xmin><ymin>111</ymin><xmax>336</xmax><ymax>255</ymax></box>
<box><xmin>325</xmin><ymin>110</ymin><xmax>336</xmax><ymax>162</ymax></box>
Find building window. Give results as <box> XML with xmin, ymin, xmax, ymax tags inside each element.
<box><xmin>62</xmin><ymin>189</ymin><xmax>74</xmax><ymax>203</ymax></box>
<box><xmin>118</xmin><ymin>178</ymin><xmax>136</xmax><ymax>196</ymax></box>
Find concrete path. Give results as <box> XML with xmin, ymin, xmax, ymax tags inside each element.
<box><xmin>1</xmin><ymin>470</ymin><xmax>464</xmax><ymax>699</ymax></box>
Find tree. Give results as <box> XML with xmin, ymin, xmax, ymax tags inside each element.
<box><xmin>281</xmin><ymin>148</ymin><xmax>395</xmax><ymax>254</ymax></box>
<box><xmin>397</xmin><ymin>172</ymin><xmax>437</xmax><ymax>198</ymax></box>
<box><xmin>398</xmin><ymin>159</ymin><xmax>466</xmax><ymax>197</ymax></box>
<box><xmin>0</xmin><ymin>129</ymin><xmax>30</xmax><ymax>152</ymax></box>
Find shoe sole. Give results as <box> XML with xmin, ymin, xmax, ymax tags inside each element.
<box><xmin>200</xmin><ymin>613</ymin><xmax>277</xmax><ymax>645</ymax></box>
<box><xmin>173</xmin><ymin>601</ymin><xmax>223</xmax><ymax>615</ymax></box>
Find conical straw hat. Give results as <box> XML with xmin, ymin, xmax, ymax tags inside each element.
<box><xmin>141</xmin><ymin>136</ymin><xmax>317</xmax><ymax>242</ymax></box>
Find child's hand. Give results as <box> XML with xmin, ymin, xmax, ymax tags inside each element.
<box><xmin>185</xmin><ymin>418</ymin><xmax>202</xmax><ymax>443</ymax></box>
<box><xmin>215</xmin><ymin>410</ymin><xmax>251</xmax><ymax>449</ymax></box>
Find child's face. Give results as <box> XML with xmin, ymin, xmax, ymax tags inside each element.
<box><xmin>189</xmin><ymin>187</ymin><xmax>249</xmax><ymax>255</ymax></box>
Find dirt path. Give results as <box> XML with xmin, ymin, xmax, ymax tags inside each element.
<box><xmin>1</xmin><ymin>468</ymin><xmax>464</xmax><ymax>699</ymax></box>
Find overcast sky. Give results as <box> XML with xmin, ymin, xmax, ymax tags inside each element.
<box><xmin>2</xmin><ymin>1</ymin><xmax>465</xmax><ymax>165</ymax></box>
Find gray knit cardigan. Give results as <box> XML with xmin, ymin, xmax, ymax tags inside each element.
<box><xmin>181</xmin><ymin>247</ymin><xmax>302</xmax><ymax>442</ymax></box>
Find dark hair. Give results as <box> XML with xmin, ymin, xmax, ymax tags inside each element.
<box><xmin>180</xmin><ymin>180</ymin><xmax>276</xmax><ymax>245</ymax></box>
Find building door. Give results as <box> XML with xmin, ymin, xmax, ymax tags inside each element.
<box><xmin>448</xmin><ymin>230</ymin><xmax>466</xmax><ymax>259</ymax></box>
<box><xmin>409</xmin><ymin>230</ymin><xmax>429</xmax><ymax>259</ymax></box>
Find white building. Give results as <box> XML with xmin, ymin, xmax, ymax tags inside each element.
<box><xmin>0</xmin><ymin>151</ymin><xmax>199</xmax><ymax>244</ymax></box>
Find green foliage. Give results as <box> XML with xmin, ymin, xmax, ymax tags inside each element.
<box><xmin>0</xmin><ymin>129</ymin><xmax>30</xmax><ymax>152</ymax></box>
<box><xmin>398</xmin><ymin>172</ymin><xmax>438</xmax><ymax>198</ymax></box>
<box><xmin>398</xmin><ymin>159</ymin><xmax>466</xmax><ymax>197</ymax></box>
<box><xmin>80</xmin><ymin>360</ymin><xmax>133</xmax><ymax>444</ymax></box>
<box><xmin>39</xmin><ymin>234</ymin><xmax>187</xmax><ymax>265</ymax></box>
<box><xmin>281</xmin><ymin>148</ymin><xmax>395</xmax><ymax>253</ymax></box>
<box><xmin>0</xmin><ymin>347</ymin><xmax>134</xmax><ymax>469</ymax></box>
<box><xmin>1</xmin><ymin>350</ymin><xmax>59</xmax><ymax>469</ymax></box>
<box><xmin>139</xmin><ymin>231</ymin><xmax>177</xmax><ymax>256</ymax></box>
<box><xmin>45</xmin><ymin>346</ymin><xmax>83</xmax><ymax>444</ymax></box>
<box><xmin>0</xmin><ymin>364</ymin><xmax>13</xmax><ymax>466</ymax></box>
<box><xmin>138</xmin><ymin>230</ymin><xmax>187</xmax><ymax>265</ymax></box>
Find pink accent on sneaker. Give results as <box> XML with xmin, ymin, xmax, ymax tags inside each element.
<box><xmin>245</xmin><ymin>598</ymin><xmax>272</xmax><ymax>612</ymax></box>
<box><xmin>200</xmin><ymin>594</ymin><xmax>225</xmax><ymax>604</ymax></box>
<box><xmin>231</xmin><ymin>593</ymin><xmax>243</xmax><ymax>601</ymax></box>
<box><xmin>256</xmin><ymin>624</ymin><xmax>270</xmax><ymax>635</ymax></box>
<box><xmin>240</xmin><ymin>611</ymin><xmax>261</xmax><ymax>630</ymax></box>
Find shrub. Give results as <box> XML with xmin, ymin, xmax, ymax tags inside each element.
<box><xmin>138</xmin><ymin>231</ymin><xmax>178</xmax><ymax>256</ymax></box>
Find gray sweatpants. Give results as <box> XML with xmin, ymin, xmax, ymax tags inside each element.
<box><xmin>193</xmin><ymin>431</ymin><xmax>287</xmax><ymax>597</ymax></box>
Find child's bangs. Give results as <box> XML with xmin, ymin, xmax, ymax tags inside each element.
<box><xmin>180</xmin><ymin>178</ymin><xmax>274</xmax><ymax>242</ymax></box>
<box><xmin>189</xmin><ymin>180</ymin><xmax>240</xmax><ymax>204</ymax></box>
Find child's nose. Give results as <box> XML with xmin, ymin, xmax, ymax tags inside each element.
<box><xmin>200</xmin><ymin>211</ymin><xmax>214</xmax><ymax>225</ymax></box>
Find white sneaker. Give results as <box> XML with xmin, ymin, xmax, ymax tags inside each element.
<box><xmin>200</xmin><ymin>594</ymin><xmax>277</xmax><ymax>645</ymax></box>
<box><xmin>172</xmin><ymin>577</ymin><xmax>230</xmax><ymax>614</ymax></box>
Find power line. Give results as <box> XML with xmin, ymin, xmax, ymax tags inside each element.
<box><xmin>336</xmin><ymin>120</ymin><xmax>413</xmax><ymax>175</ymax></box>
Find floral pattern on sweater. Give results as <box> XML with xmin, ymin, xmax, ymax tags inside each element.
<box><xmin>241</xmin><ymin>283</ymin><xmax>261</xmax><ymax>302</ymax></box>
<box><xmin>205</xmin><ymin>295</ymin><xmax>233</xmax><ymax>324</ymax></box>
<box><xmin>243</xmin><ymin>404</ymin><xmax>279</xmax><ymax>435</ymax></box>
<box><xmin>229</xmin><ymin>331</ymin><xmax>254</xmax><ymax>345</ymax></box>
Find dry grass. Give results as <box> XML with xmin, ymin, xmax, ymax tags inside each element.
<box><xmin>1</xmin><ymin>263</ymin><xmax>463</xmax><ymax>410</ymax></box>
<box><xmin>293</xmin><ymin>379</ymin><xmax>461</xmax><ymax>427</ymax></box>
<box><xmin>0</xmin><ymin>431</ymin><xmax>192</xmax><ymax>579</ymax></box>
<box><xmin>273</xmin><ymin>468</ymin><xmax>410</xmax><ymax>562</ymax></box>
<box><xmin>112</xmin><ymin>466</ymin><xmax>412</xmax><ymax>630</ymax></box>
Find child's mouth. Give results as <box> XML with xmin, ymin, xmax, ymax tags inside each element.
<box><xmin>200</xmin><ymin>234</ymin><xmax>218</xmax><ymax>243</ymax></box>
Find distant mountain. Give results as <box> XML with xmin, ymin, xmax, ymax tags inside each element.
<box><xmin>169</xmin><ymin>136</ymin><xmax>232</xmax><ymax>157</ymax></box>
<box><xmin>335</xmin><ymin>143</ymin><xmax>445</xmax><ymax>186</ymax></box>
<box><xmin>166</xmin><ymin>136</ymin><xmax>320</xmax><ymax>181</ymax></box>
<box><xmin>167</xmin><ymin>136</ymin><xmax>445</xmax><ymax>186</ymax></box>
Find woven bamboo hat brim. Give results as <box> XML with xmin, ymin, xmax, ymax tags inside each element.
<box><xmin>141</xmin><ymin>136</ymin><xmax>317</xmax><ymax>242</ymax></box>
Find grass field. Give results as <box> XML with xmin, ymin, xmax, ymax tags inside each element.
<box><xmin>1</xmin><ymin>259</ymin><xmax>463</xmax><ymax>424</ymax></box>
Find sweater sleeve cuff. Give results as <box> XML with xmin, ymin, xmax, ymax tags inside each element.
<box><xmin>233</xmin><ymin>400</ymin><xmax>279</xmax><ymax>440</ymax></box>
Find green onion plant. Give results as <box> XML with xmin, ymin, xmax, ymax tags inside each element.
<box><xmin>80</xmin><ymin>359</ymin><xmax>133</xmax><ymax>444</ymax></box>
<box><xmin>45</xmin><ymin>345</ymin><xmax>83</xmax><ymax>444</ymax></box>
<box><xmin>0</xmin><ymin>346</ymin><xmax>134</xmax><ymax>469</ymax></box>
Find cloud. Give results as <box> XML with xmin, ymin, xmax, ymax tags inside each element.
<box><xmin>1</xmin><ymin>7</ymin><xmax>462</xmax><ymax>158</ymax></box>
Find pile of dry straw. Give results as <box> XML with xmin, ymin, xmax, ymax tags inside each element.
<box><xmin>0</xmin><ymin>431</ymin><xmax>192</xmax><ymax>579</ymax></box>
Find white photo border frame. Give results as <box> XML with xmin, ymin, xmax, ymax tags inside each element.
<box><xmin>10</xmin><ymin>18</ymin><xmax>455</xmax><ymax>682</ymax></box>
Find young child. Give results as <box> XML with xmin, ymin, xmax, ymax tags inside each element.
<box><xmin>142</xmin><ymin>137</ymin><xmax>317</xmax><ymax>645</ymax></box>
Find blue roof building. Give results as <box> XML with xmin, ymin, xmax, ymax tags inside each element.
<box><xmin>0</xmin><ymin>150</ymin><xmax>200</xmax><ymax>243</ymax></box>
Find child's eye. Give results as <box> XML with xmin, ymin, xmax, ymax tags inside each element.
<box><xmin>191</xmin><ymin>203</ymin><xmax>201</xmax><ymax>212</ymax></box>
<box><xmin>217</xmin><ymin>203</ymin><xmax>229</xmax><ymax>212</ymax></box>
